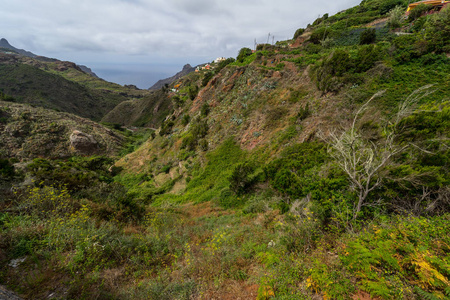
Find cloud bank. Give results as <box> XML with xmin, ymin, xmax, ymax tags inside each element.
<box><xmin>1</xmin><ymin>0</ymin><xmax>361</xmax><ymax>87</ymax></box>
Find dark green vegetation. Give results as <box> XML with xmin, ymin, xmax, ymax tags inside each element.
<box><xmin>101</xmin><ymin>89</ymin><xmax>173</xmax><ymax>128</ymax></box>
<box><xmin>0</xmin><ymin>53</ymin><xmax>151</xmax><ymax>121</ymax></box>
<box><xmin>1</xmin><ymin>1</ymin><xmax>449</xmax><ymax>299</ymax></box>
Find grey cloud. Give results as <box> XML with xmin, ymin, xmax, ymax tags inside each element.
<box><xmin>0</xmin><ymin>0</ymin><xmax>361</xmax><ymax>86</ymax></box>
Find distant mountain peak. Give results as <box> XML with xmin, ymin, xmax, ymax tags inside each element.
<box><xmin>0</xmin><ymin>38</ymin><xmax>11</xmax><ymax>46</ymax></box>
<box><xmin>182</xmin><ymin>64</ymin><xmax>193</xmax><ymax>70</ymax></box>
<box><xmin>0</xmin><ymin>37</ymin><xmax>36</xmax><ymax>58</ymax></box>
<box><xmin>149</xmin><ymin>64</ymin><xmax>196</xmax><ymax>90</ymax></box>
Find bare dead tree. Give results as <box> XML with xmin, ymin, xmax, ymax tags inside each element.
<box><xmin>320</xmin><ymin>85</ymin><xmax>436</xmax><ymax>219</ymax></box>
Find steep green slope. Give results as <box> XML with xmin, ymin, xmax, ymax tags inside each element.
<box><xmin>0</xmin><ymin>1</ymin><xmax>449</xmax><ymax>299</ymax></box>
<box><xmin>101</xmin><ymin>89</ymin><xmax>173</xmax><ymax>128</ymax></box>
<box><xmin>0</xmin><ymin>53</ymin><xmax>151</xmax><ymax>121</ymax></box>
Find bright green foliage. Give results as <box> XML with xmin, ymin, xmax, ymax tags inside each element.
<box><xmin>310</xmin><ymin>27</ymin><xmax>332</xmax><ymax>44</ymax></box>
<box><xmin>237</xmin><ymin>47</ymin><xmax>253</xmax><ymax>63</ymax></box>
<box><xmin>293</xmin><ymin>28</ymin><xmax>305</xmax><ymax>39</ymax></box>
<box><xmin>181</xmin><ymin>118</ymin><xmax>208</xmax><ymax>151</ymax></box>
<box><xmin>387</xmin><ymin>5</ymin><xmax>405</xmax><ymax>28</ymax></box>
<box><xmin>423</xmin><ymin>5</ymin><xmax>450</xmax><ymax>53</ymax></box>
<box><xmin>340</xmin><ymin>215</ymin><xmax>450</xmax><ymax>299</ymax></box>
<box><xmin>28</xmin><ymin>156</ymin><xmax>115</xmax><ymax>191</ymax></box>
<box><xmin>265</xmin><ymin>142</ymin><xmax>341</xmax><ymax>200</ymax></box>
<box><xmin>379</xmin><ymin>0</ymin><xmax>406</xmax><ymax>15</ymax></box>
<box><xmin>408</xmin><ymin>4</ymin><xmax>432</xmax><ymax>21</ymax></box>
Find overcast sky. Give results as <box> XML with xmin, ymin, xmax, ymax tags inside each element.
<box><xmin>1</xmin><ymin>0</ymin><xmax>361</xmax><ymax>88</ymax></box>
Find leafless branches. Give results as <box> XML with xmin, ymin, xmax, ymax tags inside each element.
<box><xmin>320</xmin><ymin>85</ymin><xmax>436</xmax><ymax>219</ymax></box>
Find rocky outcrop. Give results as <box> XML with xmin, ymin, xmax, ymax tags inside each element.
<box><xmin>0</xmin><ymin>38</ymin><xmax>37</xmax><ymax>58</ymax></box>
<box><xmin>0</xmin><ymin>101</ymin><xmax>125</xmax><ymax>160</ymax></box>
<box><xmin>69</xmin><ymin>130</ymin><xmax>99</xmax><ymax>154</ymax></box>
<box><xmin>149</xmin><ymin>64</ymin><xmax>196</xmax><ymax>90</ymax></box>
<box><xmin>77</xmin><ymin>65</ymin><xmax>99</xmax><ymax>78</ymax></box>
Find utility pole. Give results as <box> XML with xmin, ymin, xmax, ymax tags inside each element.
<box><xmin>267</xmin><ymin>33</ymin><xmax>270</xmax><ymax>44</ymax></box>
<box><xmin>272</xmin><ymin>36</ymin><xmax>275</xmax><ymax>45</ymax></box>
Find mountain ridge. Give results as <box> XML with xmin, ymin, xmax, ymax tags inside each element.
<box><xmin>148</xmin><ymin>63</ymin><xmax>196</xmax><ymax>90</ymax></box>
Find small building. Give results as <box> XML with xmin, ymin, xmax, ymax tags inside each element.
<box><xmin>407</xmin><ymin>0</ymin><xmax>449</xmax><ymax>12</ymax></box>
<box><xmin>201</xmin><ymin>64</ymin><xmax>211</xmax><ymax>70</ymax></box>
<box><xmin>214</xmin><ymin>57</ymin><xmax>226</xmax><ymax>63</ymax></box>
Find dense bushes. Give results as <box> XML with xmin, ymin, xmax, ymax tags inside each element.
<box><xmin>359</xmin><ymin>28</ymin><xmax>376</xmax><ymax>44</ymax></box>
<box><xmin>229</xmin><ymin>162</ymin><xmax>258</xmax><ymax>195</ymax></box>
<box><xmin>181</xmin><ymin>118</ymin><xmax>209</xmax><ymax>151</ymax></box>
<box><xmin>0</xmin><ymin>158</ymin><xmax>15</xmax><ymax>178</ymax></box>
<box><xmin>408</xmin><ymin>3</ymin><xmax>432</xmax><ymax>21</ymax></box>
<box><xmin>309</xmin><ymin>27</ymin><xmax>332</xmax><ymax>44</ymax></box>
<box><xmin>387</xmin><ymin>5</ymin><xmax>404</xmax><ymax>28</ymax></box>
<box><xmin>423</xmin><ymin>5</ymin><xmax>450</xmax><ymax>53</ymax></box>
<box><xmin>293</xmin><ymin>28</ymin><xmax>305</xmax><ymax>39</ymax></box>
<box><xmin>237</xmin><ymin>47</ymin><xmax>253</xmax><ymax>63</ymax></box>
<box><xmin>27</xmin><ymin>156</ymin><xmax>115</xmax><ymax>192</ymax></box>
<box><xmin>311</xmin><ymin>45</ymin><xmax>382</xmax><ymax>92</ymax></box>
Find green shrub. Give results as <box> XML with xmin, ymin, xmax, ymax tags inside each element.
<box><xmin>311</xmin><ymin>49</ymin><xmax>353</xmax><ymax>92</ymax></box>
<box><xmin>293</xmin><ymin>28</ymin><xmax>305</xmax><ymax>39</ymax></box>
<box><xmin>297</xmin><ymin>103</ymin><xmax>311</xmax><ymax>121</ymax></box>
<box><xmin>0</xmin><ymin>158</ymin><xmax>14</xmax><ymax>178</ymax></box>
<box><xmin>408</xmin><ymin>4</ymin><xmax>432</xmax><ymax>22</ymax></box>
<box><xmin>181</xmin><ymin>118</ymin><xmax>209</xmax><ymax>151</ymax></box>
<box><xmin>27</xmin><ymin>156</ymin><xmax>114</xmax><ymax>192</ymax></box>
<box><xmin>423</xmin><ymin>5</ymin><xmax>450</xmax><ymax>53</ymax></box>
<box><xmin>172</xmin><ymin>95</ymin><xmax>183</xmax><ymax>108</ymax></box>
<box><xmin>359</xmin><ymin>28</ymin><xmax>376</xmax><ymax>45</ymax></box>
<box><xmin>188</xmin><ymin>85</ymin><xmax>199</xmax><ymax>100</ymax></box>
<box><xmin>355</xmin><ymin>44</ymin><xmax>380</xmax><ymax>72</ymax></box>
<box><xmin>229</xmin><ymin>161</ymin><xmax>257</xmax><ymax>195</ymax></box>
<box><xmin>181</xmin><ymin>114</ymin><xmax>190</xmax><ymax>126</ymax></box>
<box><xmin>379</xmin><ymin>0</ymin><xmax>406</xmax><ymax>15</ymax></box>
<box><xmin>310</xmin><ymin>27</ymin><xmax>332</xmax><ymax>44</ymax></box>
<box><xmin>237</xmin><ymin>47</ymin><xmax>253</xmax><ymax>63</ymax></box>
<box><xmin>200</xmin><ymin>103</ymin><xmax>210</xmax><ymax>117</ymax></box>
<box><xmin>387</xmin><ymin>6</ymin><xmax>405</xmax><ymax>28</ymax></box>
<box><xmin>159</xmin><ymin>120</ymin><xmax>174</xmax><ymax>136</ymax></box>
<box><xmin>0</xmin><ymin>90</ymin><xmax>15</xmax><ymax>102</ymax></box>
<box><xmin>265</xmin><ymin>142</ymin><xmax>329</xmax><ymax>199</ymax></box>
<box><xmin>217</xmin><ymin>57</ymin><xmax>235</xmax><ymax>71</ymax></box>
<box><xmin>202</xmin><ymin>71</ymin><xmax>214</xmax><ymax>87</ymax></box>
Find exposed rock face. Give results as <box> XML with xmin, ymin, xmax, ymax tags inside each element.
<box><xmin>78</xmin><ymin>65</ymin><xmax>99</xmax><ymax>78</ymax></box>
<box><xmin>149</xmin><ymin>64</ymin><xmax>196</xmax><ymax>90</ymax></box>
<box><xmin>0</xmin><ymin>38</ymin><xmax>37</xmax><ymax>58</ymax></box>
<box><xmin>70</xmin><ymin>130</ymin><xmax>99</xmax><ymax>154</ymax></box>
<box><xmin>0</xmin><ymin>101</ymin><xmax>125</xmax><ymax>159</ymax></box>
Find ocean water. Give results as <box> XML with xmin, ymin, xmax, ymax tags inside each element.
<box><xmin>89</xmin><ymin>63</ymin><xmax>182</xmax><ymax>89</ymax></box>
